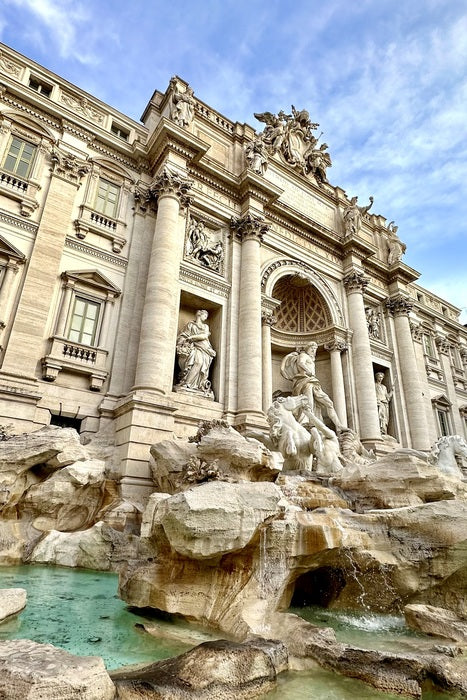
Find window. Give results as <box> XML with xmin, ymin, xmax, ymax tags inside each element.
<box><xmin>29</xmin><ymin>77</ymin><xmax>52</xmax><ymax>97</ymax></box>
<box><xmin>110</xmin><ymin>123</ymin><xmax>129</xmax><ymax>141</ymax></box>
<box><xmin>95</xmin><ymin>178</ymin><xmax>120</xmax><ymax>218</ymax></box>
<box><xmin>67</xmin><ymin>296</ymin><xmax>100</xmax><ymax>345</ymax></box>
<box><xmin>423</xmin><ymin>333</ymin><xmax>434</xmax><ymax>357</ymax></box>
<box><xmin>3</xmin><ymin>137</ymin><xmax>36</xmax><ymax>178</ymax></box>
<box><xmin>437</xmin><ymin>409</ymin><xmax>450</xmax><ymax>436</ymax></box>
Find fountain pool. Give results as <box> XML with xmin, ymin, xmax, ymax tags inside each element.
<box><xmin>0</xmin><ymin>565</ymin><xmax>463</xmax><ymax>699</ymax></box>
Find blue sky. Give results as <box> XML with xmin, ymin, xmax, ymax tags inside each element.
<box><xmin>1</xmin><ymin>0</ymin><xmax>466</xmax><ymax>321</ymax></box>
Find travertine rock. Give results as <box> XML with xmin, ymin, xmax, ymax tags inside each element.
<box><xmin>330</xmin><ymin>453</ymin><xmax>467</xmax><ymax>510</ymax></box>
<box><xmin>0</xmin><ymin>639</ymin><xmax>115</xmax><ymax>699</ymax></box>
<box><xmin>277</xmin><ymin>474</ymin><xmax>349</xmax><ymax>510</ymax></box>
<box><xmin>112</xmin><ymin>638</ymin><xmax>287</xmax><ymax>699</ymax></box>
<box><xmin>29</xmin><ymin>521</ymin><xmax>133</xmax><ymax>571</ymax></box>
<box><xmin>157</xmin><ymin>481</ymin><xmax>283</xmax><ymax>559</ymax></box>
<box><xmin>20</xmin><ymin>459</ymin><xmax>107</xmax><ymax>531</ymax></box>
<box><xmin>404</xmin><ymin>604</ymin><xmax>467</xmax><ymax>643</ymax></box>
<box><xmin>0</xmin><ymin>587</ymin><xmax>27</xmax><ymax>622</ymax></box>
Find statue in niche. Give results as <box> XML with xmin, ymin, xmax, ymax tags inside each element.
<box><xmin>365</xmin><ymin>307</ymin><xmax>381</xmax><ymax>339</ymax></box>
<box><xmin>185</xmin><ymin>218</ymin><xmax>224</xmax><ymax>272</ymax></box>
<box><xmin>170</xmin><ymin>80</ymin><xmax>195</xmax><ymax>128</ymax></box>
<box><xmin>342</xmin><ymin>195</ymin><xmax>374</xmax><ymax>236</ymax></box>
<box><xmin>245</xmin><ymin>133</ymin><xmax>269</xmax><ymax>175</ymax></box>
<box><xmin>374</xmin><ymin>372</ymin><xmax>393</xmax><ymax>435</ymax></box>
<box><xmin>175</xmin><ymin>310</ymin><xmax>216</xmax><ymax>399</ymax></box>
<box><xmin>280</xmin><ymin>342</ymin><xmax>343</xmax><ymax>431</ymax></box>
<box><xmin>253</xmin><ymin>107</ymin><xmax>332</xmax><ymax>185</ymax></box>
<box><xmin>386</xmin><ymin>221</ymin><xmax>406</xmax><ymax>265</ymax></box>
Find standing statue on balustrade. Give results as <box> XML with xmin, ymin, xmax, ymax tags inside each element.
<box><xmin>374</xmin><ymin>372</ymin><xmax>393</xmax><ymax>435</ymax></box>
<box><xmin>343</xmin><ymin>195</ymin><xmax>374</xmax><ymax>236</ymax></box>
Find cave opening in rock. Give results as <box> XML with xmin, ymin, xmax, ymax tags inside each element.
<box><xmin>290</xmin><ymin>566</ymin><xmax>346</xmax><ymax>608</ymax></box>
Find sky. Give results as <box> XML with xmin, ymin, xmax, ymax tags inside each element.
<box><xmin>0</xmin><ymin>0</ymin><xmax>466</xmax><ymax>322</ymax></box>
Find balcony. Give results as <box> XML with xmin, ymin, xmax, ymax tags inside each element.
<box><xmin>74</xmin><ymin>204</ymin><xmax>127</xmax><ymax>253</ymax></box>
<box><xmin>41</xmin><ymin>336</ymin><xmax>109</xmax><ymax>391</ymax></box>
<box><xmin>0</xmin><ymin>168</ymin><xmax>40</xmax><ymax>216</ymax></box>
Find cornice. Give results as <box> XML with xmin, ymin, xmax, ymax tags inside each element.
<box><xmin>146</xmin><ymin>117</ymin><xmax>209</xmax><ymax>169</ymax></box>
<box><xmin>64</xmin><ymin>236</ymin><xmax>128</xmax><ymax>268</ymax></box>
<box><xmin>238</xmin><ymin>169</ymin><xmax>283</xmax><ymax>206</ymax></box>
<box><xmin>188</xmin><ymin>166</ymin><xmax>239</xmax><ymax>204</ymax></box>
<box><xmin>0</xmin><ymin>209</ymin><xmax>38</xmax><ymax>234</ymax></box>
<box><xmin>0</xmin><ymin>88</ymin><xmax>61</xmax><ymax>130</ymax></box>
<box><xmin>265</xmin><ymin>209</ymin><xmax>342</xmax><ymax>262</ymax></box>
<box><xmin>179</xmin><ymin>261</ymin><xmax>231</xmax><ymax>298</ymax></box>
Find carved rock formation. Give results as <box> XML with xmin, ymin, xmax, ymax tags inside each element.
<box><xmin>0</xmin><ymin>587</ymin><xmax>26</xmax><ymax>622</ymax></box>
<box><xmin>404</xmin><ymin>603</ymin><xmax>467</xmax><ymax>643</ymax></box>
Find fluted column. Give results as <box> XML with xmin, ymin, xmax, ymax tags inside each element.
<box><xmin>343</xmin><ymin>270</ymin><xmax>381</xmax><ymax>440</ymax></box>
<box><xmin>387</xmin><ymin>295</ymin><xmax>430</xmax><ymax>449</ymax></box>
<box><xmin>0</xmin><ymin>262</ymin><xmax>19</xmax><ymax>323</ymax></box>
<box><xmin>261</xmin><ymin>310</ymin><xmax>276</xmax><ymax>412</ymax></box>
<box><xmin>324</xmin><ymin>340</ymin><xmax>348</xmax><ymax>427</ymax></box>
<box><xmin>231</xmin><ymin>214</ymin><xmax>269</xmax><ymax>424</ymax></box>
<box><xmin>55</xmin><ymin>282</ymin><xmax>74</xmax><ymax>336</ymax></box>
<box><xmin>133</xmin><ymin>168</ymin><xmax>192</xmax><ymax>393</ymax></box>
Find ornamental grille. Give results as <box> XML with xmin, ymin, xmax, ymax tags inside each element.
<box><xmin>272</xmin><ymin>275</ymin><xmax>331</xmax><ymax>333</ymax></box>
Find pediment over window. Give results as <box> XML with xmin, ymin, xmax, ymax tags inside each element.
<box><xmin>61</xmin><ymin>269</ymin><xmax>121</xmax><ymax>296</ymax></box>
<box><xmin>432</xmin><ymin>394</ymin><xmax>451</xmax><ymax>409</ymax></box>
<box><xmin>0</xmin><ymin>234</ymin><xmax>25</xmax><ymax>262</ymax></box>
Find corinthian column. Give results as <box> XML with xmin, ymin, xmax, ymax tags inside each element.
<box><xmin>386</xmin><ymin>295</ymin><xmax>430</xmax><ymax>450</ymax></box>
<box><xmin>231</xmin><ymin>213</ymin><xmax>269</xmax><ymax>426</ymax></box>
<box><xmin>133</xmin><ymin>167</ymin><xmax>193</xmax><ymax>393</ymax></box>
<box><xmin>343</xmin><ymin>270</ymin><xmax>381</xmax><ymax>441</ymax></box>
<box><xmin>324</xmin><ymin>340</ymin><xmax>348</xmax><ymax>427</ymax></box>
<box><xmin>261</xmin><ymin>310</ymin><xmax>276</xmax><ymax>412</ymax></box>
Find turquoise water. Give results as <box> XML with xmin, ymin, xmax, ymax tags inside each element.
<box><xmin>0</xmin><ymin>565</ymin><xmax>463</xmax><ymax>699</ymax></box>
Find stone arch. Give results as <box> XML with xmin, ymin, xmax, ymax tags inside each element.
<box><xmin>261</xmin><ymin>258</ymin><xmax>344</xmax><ymax>327</ymax></box>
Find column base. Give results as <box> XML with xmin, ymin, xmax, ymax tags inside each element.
<box><xmin>234</xmin><ymin>411</ymin><xmax>269</xmax><ymax>434</ymax></box>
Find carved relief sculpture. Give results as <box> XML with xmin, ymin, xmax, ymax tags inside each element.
<box><xmin>253</xmin><ymin>107</ymin><xmax>332</xmax><ymax>185</ymax></box>
<box><xmin>280</xmin><ymin>342</ymin><xmax>343</xmax><ymax>431</ymax></box>
<box><xmin>365</xmin><ymin>306</ymin><xmax>381</xmax><ymax>340</ymax></box>
<box><xmin>386</xmin><ymin>221</ymin><xmax>407</xmax><ymax>265</ymax></box>
<box><xmin>175</xmin><ymin>310</ymin><xmax>216</xmax><ymax>399</ymax></box>
<box><xmin>342</xmin><ymin>195</ymin><xmax>374</xmax><ymax>236</ymax></box>
<box><xmin>170</xmin><ymin>79</ymin><xmax>195</xmax><ymax>128</ymax></box>
<box><xmin>374</xmin><ymin>372</ymin><xmax>393</xmax><ymax>435</ymax></box>
<box><xmin>185</xmin><ymin>218</ymin><xmax>224</xmax><ymax>272</ymax></box>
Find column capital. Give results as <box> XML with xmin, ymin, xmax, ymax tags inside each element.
<box><xmin>149</xmin><ymin>166</ymin><xmax>194</xmax><ymax>207</ymax></box>
<box><xmin>435</xmin><ymin>335</ymin><xmax>451</xmax><ymax>355</ymax></box>
<box><xmin>385</xmin><ymin>294</ymin><xmax>413</xmax><ymax>317</ymax></box>
<box><xmin>409</xmin><ymin>321</ymin><xmax>424</xmax><ymax>342</ymax></box>
<box><xmin>49</xmin><ymin>147</ymin><xmax>89</xmax><ymax>187</ymax></box>
<box><xmin>231</xmin><ymin>213</ymin><xmax>269</xmax><ymax>243</ymax></box>
<box><xmin>343</xmin><ymin>269</ymin><xmax>369</xmax><ymax>293</ymax></box>
<box><xmin>261</xmin><ymin>309</ymin><xmax>277</xmax><ymax>327</ymax></box>
<box><xmin>324</xmin><ymin>340</ymin><xmax>348</xmax><ymax>353</ymax></box>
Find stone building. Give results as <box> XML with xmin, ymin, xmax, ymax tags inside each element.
<box><xmin>0</xmin><ymin>43</ymin><xmax>465</xmax><ymax>499</ymax></box>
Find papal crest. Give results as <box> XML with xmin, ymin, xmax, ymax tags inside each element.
<box><xmin>253</xmin><ymin>106</ymin><xmax>331</xmax><ymax>186</ymax></box>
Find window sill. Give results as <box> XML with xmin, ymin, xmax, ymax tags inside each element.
<box><xmin>41</xmin><ymin>336</ymin><xmax>109</xmax><ymax>391</ymax></box>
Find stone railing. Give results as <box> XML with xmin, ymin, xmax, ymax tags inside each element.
<box><xmin>0</xmin><ymin>168</ymin><xmax>40</xmax><ymax>216</ymax></box>
<box><xmin>74</xmin><ymin>204</ymin><xmax>126</xmax><ymax>253</ymax></box>
<box><xmin>41</xmin><ymin>336</ymin><xmax>108</xmax><ymax>391</ymax></box>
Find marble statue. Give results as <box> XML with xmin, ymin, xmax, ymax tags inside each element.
<box><xmin>175</xmin><ymin>310</ymin><xmax>216</xmax><ymax>398</ymax></box>
<box><xmin>267</xmin><ymin>394</ymin><xmax>342</xmax><ymax>474</ymax></box>
<box><xmin>365</xmin><ymin>307</ymin><xmax>381</xmax><ymax>339</ymax></box>
<box><xmin>374</xmin><ymin>372</ymin><xmax>393</xmax><ymax>435</ymax></box>
<box><xmin>253</xmin><ymin>106</ymin><xmax>332</xmax><ymax>185</ymax></box>
<box><xmin>185</xmin><ymin>218</ymin><xmax>224</xmax><ymax>272</ymax></box>
<box><xmin>428</xmin><ymin>435</ymin><xmax>467</xmax><ymax>479</ymax></box>
<box><xmin>245</xmin><ymin>133</ymin><xmax>269</xmax><ymax>175</ymax></box>
<box><xmin>343</xmin><ymin>195</ymin><xmax>374</xmax><ymax>236</ymax></box>
<box><xmin>280</xmin><ymin>342</ymin><xmax>343</xmax><ymax>431</ymax></box>
<box><xmin>170</xmin><ymin>81</ymin><xmax>195</xmax><ymax>127</ymax></box>
<box><xmin>386</xmin><ymin>221</ymin><xmax>407</xmax><ymax>265</ymax></box>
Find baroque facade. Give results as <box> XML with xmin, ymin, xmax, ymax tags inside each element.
<box><xmin>0</xmin><ymin>43</ymin><xmax>466</xmax><ymax>499</ymax></box>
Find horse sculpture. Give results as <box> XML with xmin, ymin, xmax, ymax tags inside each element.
<box><xmin>428</xmin><ymin>435</ymin><xmax>467</xmax><ymax>479</ymax></box>
<box><xmin>266</xmin><ymin>394</ymin><xmax>342</xmax><ymax>474</ymax></box>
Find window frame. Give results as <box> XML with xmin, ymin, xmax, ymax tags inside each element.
<box><xmin>2</xmin><ymin>135</ymin><xmax>37</xmax><ymax>179</ymax></box>
<box><xmin>94</xmin><ymin>177</ymin><xmax>121</xmax><ymax>219</ymax></box>
<box><xmin>66</xmin><ymin>294</ymin><xmax>102</xmax><ymax>347</ymax></box>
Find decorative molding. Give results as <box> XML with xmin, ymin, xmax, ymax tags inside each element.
<box><xmin>324</xmin><ymin>340</ymin><xmax>348</xmax><ymax>353</ymax></box>
<box><xmin>0</xmin><ymin>209</ymin><xmax>38</xmax><ymax>234</ymax></box>
<box><xmin>410</xmin><ymin>321</ymin><xmax>423</xmax><ymax>343</ymax></box>
<box><xmin>149</xmin><ymin>166</ymin><xmax>193</xmax><ymax>208</ymax></box>
<box><xmin>64</xmin><ymin>236</ymin><xmax>128</xmax><ymax>268</ymax></box>
<box><xmin>261</xmin><ymin>309</ymin><xmax>277</xmax><ymax>327</ymax></box>
<box><xmin>59</xmin><ymin>89</ymin><xmax>106</xmax><ymax>125</ymax></box>
<box><xmin>0</xmin><ymin>50</ymin><xmax>22</xmax><ymax>77</ymax></box>
<box><xmin>179</xmin><ymin>262</ymin><xmax>231</xmax><ymax>299</ymax></box>
<box><xmin>50</xmin><ymin>147</ymin><xmax>89</xmax><ymax>186</ymax></box>
<box><xmin>435</xmin><ymin>335</ymin><xmax>451</xmax><ymax>355</ymax></box>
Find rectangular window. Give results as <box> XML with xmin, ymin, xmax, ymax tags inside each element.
<box><xmin>29</xmin><ymin>77</ymin><xmax>52</xmax><ymax>97</ymax></box>
<box><xmin>437</xmin><ymin>410</ymin><xmax>449</xmax><ymax>437</ymax></box>
<box><xmin>110</xmin><ymin>123</ymin><xmax>129</xmax><ymax>141</ymax></box>
<box><xmin>95</xmin><ymin>178</ymin><xmax>120</xmax><ymax>218</ymax></box>
<box><xmin>423</xmin><ymin>333</ymin><xmax>434</xmax><ymax>357</ymax></box>
<box><xmin>68</xmin><ymin>297</ymin><xmax>100</xmax><ymax>346</ymax></box>
<box><xmin>3</xmin><ymin>137</ymin><xmax>36</xmax><ymax>178</ymax></box>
